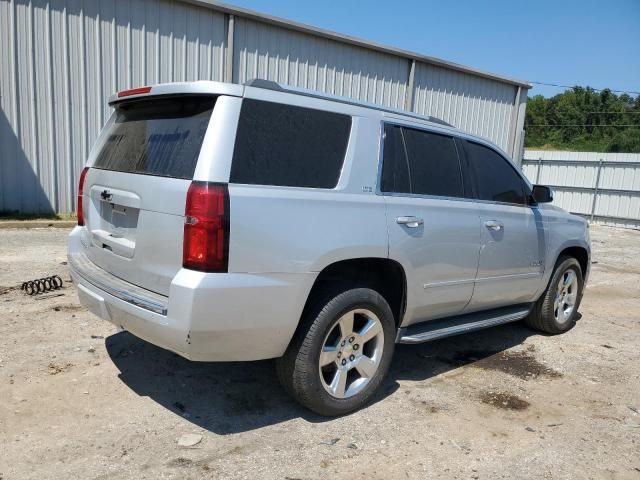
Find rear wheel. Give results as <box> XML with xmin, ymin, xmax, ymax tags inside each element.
<box><xmin>525</xmin><ymin>256</ymin><xmax>584</xmax><ymax>334</ymax></box>
<box><xmin>276</xmin><ymin>287</ymin><xmax>396</xmax><ymax>416</ymax></box>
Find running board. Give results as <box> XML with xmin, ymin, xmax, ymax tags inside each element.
<box><xmin>397</xmin><ymin>303</ymin><xmax>533</xmax><ymax>344</ymax></box>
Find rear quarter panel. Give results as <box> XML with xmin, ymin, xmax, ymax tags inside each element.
<box><xmin>227</xmin><ymin>116</ymin><xmax>388</xmax><ymax>274</ymax></box>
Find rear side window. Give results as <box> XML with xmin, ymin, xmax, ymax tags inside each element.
<box><xmin>402</xmin><ymin>128</ymin><xmax>463</xmax><ymax>197</ymax></box>
<box><xmin>462</xmin><ymin>140</ymin><xmax>526</xmax><ymax>204</ymax></box>
<box><xmin>94</xmin><ymin>96</ymin><xmax>216</xmax><ymax>179</ymax></box>
<box><xmin>230</xmin><ymin>99</ymin><xmax>351</xmax><ymax>188</ymax></box>
<box><xmin>380</xmin><ymin>124</ymin><xmax>463</xmax><ymax>198</ymax></box>
<box><xmin>380</xmin><ymin>125</ymin><xmax>410</xmax><ymax>194</ymax></box>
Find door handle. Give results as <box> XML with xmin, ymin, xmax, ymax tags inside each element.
<box><xmin>484</xmin><ymin>220</ymin><xmax>504</xmax><ymax>231</ymax></box>
<box><xmin>396</xmin><ymin>216</ymin><xmax>424</xmax><ymax>228</ymax></box>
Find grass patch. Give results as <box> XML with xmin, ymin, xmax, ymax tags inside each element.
<box><xmin>0</xmin><ymin>211</ymin><xmax>76</xmax><ymax>222</ymax></box>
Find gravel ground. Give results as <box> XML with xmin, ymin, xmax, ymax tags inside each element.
<box><xmin>0</xmin><ymin>225</ymin><xmax>639</xmax><ymax>480</ymax></box>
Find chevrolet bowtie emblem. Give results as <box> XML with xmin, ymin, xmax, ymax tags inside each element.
<box><xmin>101</xmin><ymin>189</ymin><xmax>113</xmax><ymax>201</ymax></box>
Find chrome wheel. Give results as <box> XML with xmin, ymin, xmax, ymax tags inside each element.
<box><xmin>318</xmin><ymin>308</ymin><xmax>385</xmax><ymax>399</ymax></box>
<box><xmin>554</xmin><ymin>269</ymin><xmax>578</xmax><ymax>323</ymax></box>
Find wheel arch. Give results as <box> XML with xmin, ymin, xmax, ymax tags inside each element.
<box><xmin>556</xmin><ymin>245</ymin><xmax>589</xmax><ymax>278</ymax></box>
<box><xmin>303</xmin><ymin>257</ymin><xmax>407</xmax><ymax>329</ymax></box>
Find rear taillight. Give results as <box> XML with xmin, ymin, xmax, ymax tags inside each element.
<box><xmin>183</xmin><ymin>182</ymin><xmax>229</xmax><ymax>272</ymax></box>
<box><xmin>77</xmin><ymin>167</ymin><xmax>89</xmax><ymax>226</ymax></box>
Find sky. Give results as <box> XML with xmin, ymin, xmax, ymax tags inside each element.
<box><xmin>226</xmin><ymin>0</ymin><xmax>640</xmax><ymax>98</ymax></box>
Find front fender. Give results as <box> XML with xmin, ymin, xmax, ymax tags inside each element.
<box><xmin>537</xmin><ymin>214</ymin><xmax>591</xmax><ymax>298</ymax></box>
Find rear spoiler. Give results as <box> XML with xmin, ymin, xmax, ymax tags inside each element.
<box><xmin>107</xmin><ymin>81</ymin><xmax>244</xmax><ymax>106</ymax></box>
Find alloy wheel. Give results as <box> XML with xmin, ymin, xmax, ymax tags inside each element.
<box><xmin>318</xmin><ymin>308</ymin><xmax>385</xmax><ymax>399</ymax></box>
<box><xmin>554</xmin><ymin>269</ymin><xmax>578</xmax><ymax>323</ymax></box>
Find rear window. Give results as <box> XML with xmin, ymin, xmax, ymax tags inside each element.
<box><xmin>230</xmin><ymin>99</ymin><xmax>352</xmax><ymax>188</ymax></box>
<box><xmin>93</xmin><ymin>96</ymin><xmax>216</xmax><ymax>179</ymax></box>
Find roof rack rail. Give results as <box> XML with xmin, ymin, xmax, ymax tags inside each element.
<box><xmin>243</xmin><ymin>79</ymin><xmax>284</xmax><ymax>90</ymax></box>
<box><xmin>243</xmin><ymin>78</ymin><xmax>453</xmax><ymax>128</ymax></box>
<box><xmin>423</xmin><ymin>116</ymin><xmax>452</xmax><ymax>127</ymax></box>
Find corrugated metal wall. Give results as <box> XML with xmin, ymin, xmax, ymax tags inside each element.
<box><xmin>0</xmin><ymin>0</ymin><xmax>527</xmax><ymax>214</ymax></box>
<box><xmin>0</xmin><ymin>0</ymin><xmax>227</xmax><ymax>213</ymax></box>
<box><xmin>412</xmin><ymin>63</ymin><xmax>518</xmax><ymax>153</ymax></box>
<box><xmin>523</xmin><ymin>150</ymin><xmax>640</xmax><ymax>229</ymax></box>
<box><xmin>233</xmin><ymin>18</ymin><xmax>409</xmax><ymax>110</ymax></box>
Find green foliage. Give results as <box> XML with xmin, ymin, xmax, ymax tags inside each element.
<box><xmin>525</xmin><ymin>87</ymin><xmax>640</xmax><ymax>152</ymax></box>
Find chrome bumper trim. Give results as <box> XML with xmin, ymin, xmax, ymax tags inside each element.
<box><xmin>68</xmin><ymin>251</ymin><xmax>168</xmax><ymax>315</ymax></box>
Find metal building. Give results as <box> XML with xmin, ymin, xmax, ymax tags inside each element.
<box><xmin>0</xmin><ymin>0</ymin><xmax>531</xmax><ymax>214</ymax></box>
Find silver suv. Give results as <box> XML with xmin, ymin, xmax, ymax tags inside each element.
<box><xmin>68</xmin><ymin>80</ymin><xmax>590</xmax><ymax>415</ymax></box>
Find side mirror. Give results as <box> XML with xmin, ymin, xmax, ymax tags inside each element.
<box><xmin>532</xmin><ymin>185</ymin><xmax>554</xmax><ymax>203</ymax></box>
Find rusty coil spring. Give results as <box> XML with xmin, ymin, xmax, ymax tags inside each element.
<box><xmin>21</xmin><ymin>275</ymin><xmax>64</xmax><ymax>295</ymax></box>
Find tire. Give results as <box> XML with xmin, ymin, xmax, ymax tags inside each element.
<box><xmin>525</xmin><ymin>255</ymin><xmax>584</xmax><ymax>334</ymax></box>
<box><xmin>276</xmin><ymin>287</ymin><xmax>396</xmax><ymax>416</ymax></box>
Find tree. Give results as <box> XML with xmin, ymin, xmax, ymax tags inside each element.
<box><xmin>524</xmin><ymin>87</ymin><xmax>640</xmax><ymax>152</ymax></box>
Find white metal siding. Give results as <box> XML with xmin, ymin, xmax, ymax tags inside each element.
<box><xmin>1</xmin><ymin>0</ymin><xmax>527</xmax><ymax>214</ymax></box>
<box><xmin>233</xmin><ymin>18</ymin><xmax>409</xmax><ymax>109</ymax></box>
<box><xmin>0</xmin><ymin>0</ymin><xmax>226</xmax><ymax>213</ymax></box>
<box><xmin>523</xmin><ymin>150</ymin><xmax>640</xmax><ymax>229</ymax></box>
<box><xmin>412</xmin><ymin>63</ymin><xmax>520</xmax><ymax>153</ymax></box>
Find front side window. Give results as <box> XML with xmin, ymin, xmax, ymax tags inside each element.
<box><xmin>462</xmin><ymin>140</ymin><xmax>526</xmax><ymax>205</ymax></box>
<box><xmin>380</xmin><ymin>124</ymin><xmax>464</xmax><ymax>198</ymax></box>
<box><xmin>230</xmin><ymin>99</ymin><xmax>352</xmax><ymax>189</ymax></box>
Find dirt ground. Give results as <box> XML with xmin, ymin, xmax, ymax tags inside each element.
<box><xmin>1</xmin><ymin>224</ymin><xmax>639</xmax><ymax>480</ymax></box>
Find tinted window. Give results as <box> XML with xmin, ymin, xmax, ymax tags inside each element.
<box><xmin>230</xmin><ymin>99</ymin><xmax>351</xmax><ymax>188</ymax></box>
<box><xmin>94</xmin><ymin>96</ymin><xmax>216</xmax><ymax>179</ymax></box>
<box><xmin>380</xmin><ymin>125</ymin><xmax>463</xmax><ymax>198</ymax></box>
<box><xmin>463</xmin><ymin>141</ymin><xmax>526</xmax><ymax>204</ymax></box>
<box><xmin>380</xmin><ymin>125</ymin><xmax>410</xmax><ymax>193</ymax></box>
<box><xmin>402</xmin><ymin>128</ymin><xmax>463</xmax><ymax>197</ymax></box>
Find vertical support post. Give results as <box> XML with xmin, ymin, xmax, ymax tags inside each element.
<box><xmin>45</xmin><ymin>2</ymin><xmax>59</xmax><ymax>212</ymax></box>
<box><xmin>511</xmin><ymin>87</ymin><xmax>528</xmax><ymax>166</ymax></box>
<box><xmin>508</xmin><ymin>86</ymin><xmax>521</xmax><ymax>160</ymax></box>
<box><xmin>9</xmin><ymin>0</ymin><xmax>22</xmax><ymax>212</ymax></box>
<box><xmin>590</xmin><ymin>159</ymin><xmax>604</xmax><ymax>222</ymax></box>
<box><xmin>404</xmin><ymin>59</ymin><xmax>416</xmax><ymax>112</ymax></box>
<box><xmin>225</xmin><ymin>14</ymin><xmax>235</xmax><ymax>83</ymax></box>
<box><xmin>535</xmin><ymin>157</ymin><xmax>543</xmax><ymax>184</ymax></box>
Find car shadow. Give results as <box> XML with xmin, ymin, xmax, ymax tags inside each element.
<box><xmin>106</xmin><ymin>321</ymin><xmax>537</xmax><ymax>434</ymax></box>
<box><xmin>390</xmin><ymin>321</ymin><xmax>535</xmax><ymax>383</ymax></box>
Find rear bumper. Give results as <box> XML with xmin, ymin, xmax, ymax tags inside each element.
<box><xmin>68</xmin><ymin>227</ymin><xmax>315</xmax><ymax>361</ymax></box>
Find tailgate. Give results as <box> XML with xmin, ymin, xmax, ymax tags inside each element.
<box><xmin>82</xmin><ymin>95</ymin><xmax>216</xmax><ymax>296</ymax></box>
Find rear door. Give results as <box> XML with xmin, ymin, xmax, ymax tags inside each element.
<box><xmin>382</xmin><ymin>124</ymin><xmax>481</xmax><ymax>325</ymax></box>
<box><xmin>460</xmin><ymin>139</ymin><xmax>545</xmax><ymax>311</ymax></box>
<box><xmin>82</xmin><ymin>95</ymin><xmax>218</xmax><ymax>296</ymax></box>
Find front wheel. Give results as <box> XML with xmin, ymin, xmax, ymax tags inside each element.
<box><xmin>276</xmin><ymin>288</ymin><xmax>396</xmax><ymax>416</ymax></box>
<box><xmin>526</xmin><ymin>256</ymin><xmax>584</xmax><ymax>334</ymax></box>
